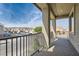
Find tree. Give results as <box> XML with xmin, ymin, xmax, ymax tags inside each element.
<box><xmin>33</xmin><ymin>27</ymin><xmax>42</xmax><ymax>33</ymax></box>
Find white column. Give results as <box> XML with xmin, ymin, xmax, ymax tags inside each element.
<box><xmin>42</xmin><ymin>6</ymin><xmax>50</xmax><ymax>48</ymax></box>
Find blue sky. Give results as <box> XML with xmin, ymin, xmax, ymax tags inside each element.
<box><xmin>56</xmin><ymin>18</ymin><xmax>69</xmax><ymax>29</ymax></box>
<box><xmin>0</xmin><ymin>3</ymin><xmax>42</xmax><ymax>27</ymax></box>
<box><xmin>0</xmin><ymin>3</ymin><xmax>68</xmax><ymax>29</ymax></box>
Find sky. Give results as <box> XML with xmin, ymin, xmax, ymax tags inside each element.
<box><xmin>0</xmin><ymin>3</ymin><xmax>42</xmax><ymax>27</ymax></box>
<box><xmin>56</xmin><ymin>18</ymin><xmax>69</xmax><ymax>29</ymax></box>
<box><xmin>0</xmin><ymin>3</ymin><xmax>68</xmax><ymax>29</ymax></box>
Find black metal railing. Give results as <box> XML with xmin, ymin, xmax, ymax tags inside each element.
<box><xmin>0</xmin><ymin>33</ymin><xmax>46</xmax><ymax>56</ymax></box>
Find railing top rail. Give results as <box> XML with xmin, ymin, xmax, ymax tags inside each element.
<box><xmin>0</xmin><ymin>32</ymin><xmax>41</xmax><ymax>41</ymax></box>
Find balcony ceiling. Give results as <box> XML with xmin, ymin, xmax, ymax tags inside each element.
<box><xmin>34</xmin><ymin>3</ymin><xmax>74</xmax><ymax>20</ymax></box>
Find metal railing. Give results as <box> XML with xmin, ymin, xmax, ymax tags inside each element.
<box><xmin>0</xmin><ymin>33</ymin><xmax>46</xmax><ymax>56</ymax></box>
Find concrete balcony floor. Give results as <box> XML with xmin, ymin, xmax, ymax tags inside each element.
<box><xmin>33</xmin><ymin>38</ymin><xmax>79</xmax><ymax>56</ymax></box>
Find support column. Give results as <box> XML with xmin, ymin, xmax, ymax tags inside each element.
<box><xmin>42</xmin><ymin>6</ymin><xmax>50</xmax><ymax>48</ymax></box>
<box><xmin>52</xmin><ymin>19</ymin><xmax>56</xmax><ymax>38</ymax></box>
<box><xmin>69</xmin><ymin>16</ymin><xmax>72</xmax><ymax>38</ymax></box>
<box><xmin>69</xmin><ymin>16</ymin><xmax>72</xmax><ymax>32</ymax></box>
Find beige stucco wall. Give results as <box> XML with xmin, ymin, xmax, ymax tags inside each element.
<box><xmin>69</xmin><ymin>4</ymin><xmax>79</xmax><ymax>53</ymax></box>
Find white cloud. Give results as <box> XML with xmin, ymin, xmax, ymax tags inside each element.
<box><xmin>27</xmin><ymin>14</ymin><xmax>42</xmax><ymax>27</ymax></box>
<box><xmin>0</xmin><ymin>3</ymin><xmax>42</xmax><ymax>27</ymax></box>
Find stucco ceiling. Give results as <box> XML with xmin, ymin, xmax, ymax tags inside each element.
<box><xmin>34</xmin><ymin>3</ymin><xmax>74</xmax><ymax>20</ymax></box>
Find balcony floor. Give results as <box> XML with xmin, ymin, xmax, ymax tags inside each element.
<box><xmin>33</xmin><ymin>38</ymin><xmax>79</xmax><ymax>56</ymax></box>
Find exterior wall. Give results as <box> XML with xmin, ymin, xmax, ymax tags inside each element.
<box><xmin>69</xmin><ymin>4</ymin><xmax>79</xmax><ymax>53</ymax></box>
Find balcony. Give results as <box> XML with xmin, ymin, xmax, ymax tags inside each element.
<box><xmin>0</xmin><ymin>3</ymin><xmax>79</xmax><ymax>56</ymax></box>
<box><xmin>0</xmin><ymin>32</ymin><xmax>79</xmax><ymax>56</ymax></box>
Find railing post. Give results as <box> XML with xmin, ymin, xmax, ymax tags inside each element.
<box><xmin>16</xmin><ymin>38</ymin><xmax>18</xmax><ymax>56</ymax></box>
<box><xmin>26</xmin><ymin>36</ymin><xmax>27</xmax><ymax>56</ymax></box>
<box><xmin>6</xmin><ymin>39</ymin><xmax>8</xmax><ymax>56</ymax></box>
<box><xmin>20</xmin><ymin>37</ymin><xmax>22</xmax><ymax>56</ymax></box>
<box><xmin>23</xmin><ymin>36</ymin><xmax>25</xmax><ymax>56</ymax></box>
<box><xmin>27</xmin><ymin>36</ymin><xmax>29</xmax><ymax>56</ymax></box>
<box><xmin>11</xmin><ymin>39</ymin><xmax>13</xmax><ymax>56</ymax></box>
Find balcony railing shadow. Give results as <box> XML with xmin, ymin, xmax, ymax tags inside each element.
<box><xmin>33</xmin><ymin>38</ymin><xmax>79</xmax><ymax>56</ymax></box>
